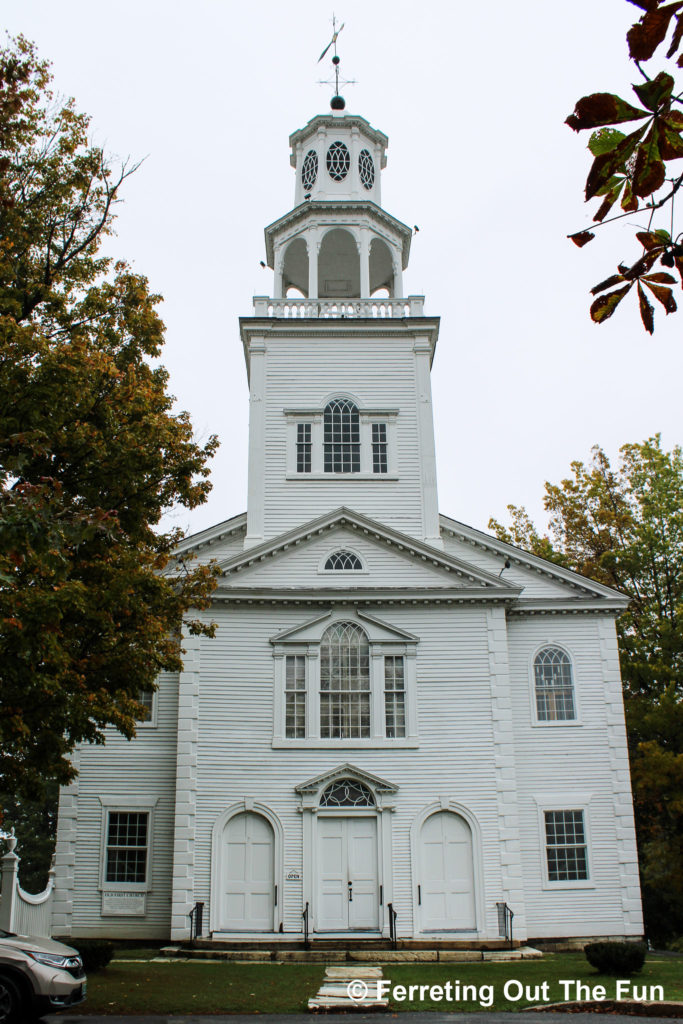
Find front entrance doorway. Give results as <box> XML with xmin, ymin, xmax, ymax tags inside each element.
<box><xmin>222</xmin><ymin>811</ymin><xmax>275</xmax><ymax>931</ymax></box>
<box><xmin>419</xmin><ymin>810</ymin><xmax>476</xmax><ymax>931</ymax></box>
<box><xmin>317</xmin><ymin>817</ymin><xmax>379</xmax><ymax>931</ymax></box>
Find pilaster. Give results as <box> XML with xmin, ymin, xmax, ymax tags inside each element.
<box><xmin>413</xmin><ymin>336</ymin><xmax>442</xmax><ymax>545</ymax></box>
<box><xmin>244</xmin><ymin>337</ymin><xmax>267</xmax><ymax>548</ymax></box>
<box><xmin>597</xmin><ymin>616</ymin><xmax>644</xmax><ymax>933</ymax></box>
<box><xmin>51</xmin><ymin>746</ymin><xmax>81</xmax><ymax>936</ymax></box>
<box><xmin>170</xmin><ymin>633</ymin><xmax>201</xmax><ymax>941</ymax></box>
<box><xmin>486</xmin><ymin>606</ymin><xmax>528</xmax><ymax>940</ymax></box>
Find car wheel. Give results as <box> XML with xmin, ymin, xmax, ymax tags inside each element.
<box><xmin>0</xmin><ymin>975</ymin><xmax>23</xmax><ymax>1024</ymax></box>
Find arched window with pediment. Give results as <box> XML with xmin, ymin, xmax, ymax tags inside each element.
<box><xmin>324</xmin><ymin>399</ymin><xmax>360</xmax><ymax>473</ymax></box>
<box><xmin>320</xmin><ymin>778</ymin><xmax>375</xmax><ymax>807</ymax></box>
<box><xmin>534</xmin><ymin>646</ymin><xmax>576</xmax><ymax>722</ymax></box>
<box><xmin>320</xmin><ymin>622</ymin><xmax>370</xmax><ymax>738</ymax></box>
<box><xmin>324</xmin><ymin>550</ymin><xmax>363</xmax><ymax>571</ymax></box>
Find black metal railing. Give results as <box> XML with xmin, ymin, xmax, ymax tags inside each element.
<box><xmin>189</xmin><ymin>901</ymin><xmax>204</xmax><ymax>941</ymax></box>
<box><xmin>496</xmin><ymin>901</ymin><xmax>514</xmax><ymax>949</ymax></box>
<box><xmin>302</xmin><ymin>901</ymin><xmax>310</xmax><ymax>949</ymax></box>
<box><xmin>388</xmin><ymin>902</ymin><xmax>398</xmax><ymax>949</ymax></box>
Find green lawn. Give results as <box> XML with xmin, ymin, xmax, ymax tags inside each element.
<box><xmin>70</xmin><ymin>953</ymin><xmax>683</xmax><ymax>1015</ymax></box>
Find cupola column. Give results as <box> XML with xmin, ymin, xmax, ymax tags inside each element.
<box><xmin>307</xmin><ymin>231</ymin><xmax>321</xmax><ymax>299</ymax></box>
<box><xmin>392</xmin><ymin>249</ymin><xmax>403</xmax><ymax>299</ymax></box>
<box><xmin>359</xmin><ymin>229</ymin><xmax>371</xmax><ymax>298</ymax></box>
<box><xmin>274</xmin><ymin>253</ymin><xmax>284</xmax><ymax>299</ymax></box>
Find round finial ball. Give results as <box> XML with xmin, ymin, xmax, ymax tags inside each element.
<box><xmin>332</xmin><ymin>55</ymin><xmax>340</xmax><ymax>65</ymax></box>
<box><xmin>331</xmin><ymin>94</ymin><xmax>346</xmax><ymax>110</ymax></box>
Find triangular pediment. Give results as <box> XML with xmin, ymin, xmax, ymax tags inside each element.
<box><xmin>439</xmin><ymin>514</ymin><xmax>629</xmax><ymax>608</ymax></box>
<box><xmin>216</xmin><ymin>508</ymin><xmax>521</xmax><ymax>598</ymax></box>
<box><xmin>295</xmin><ymin>763</ymin><xmax>398</xmax><ymax>796</ymax></box>
<box><xmin>270</xmin><ymin>608</ymin><xmax>418</xmax><ymax>646</ymax></box>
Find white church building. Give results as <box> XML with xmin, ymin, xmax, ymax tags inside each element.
<box><xmin>52</xmin><ymin>95</ymin><xmax>643</xmax><ymax>946</ymax></box>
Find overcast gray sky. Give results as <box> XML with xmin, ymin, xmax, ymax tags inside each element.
<box><xmin>7</xmin><ymin>1</ymin><xmax>683</xmax><ymax>539</ymax></box>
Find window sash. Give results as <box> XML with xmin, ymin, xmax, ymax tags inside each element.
<box><xmin>534</xmin><ymin>649</ymin><xmax>576</xmax><ymax>721</ymax></box>
<box><xmin>384</xmin><ymin>655</ymin><xmax>406</xmax><ymax>737</ymax></box>
<box><xmin>285</xmin><ymin>655</ymin><xmax>306</xmax><ymax>738</ymax></box>
<box><xmin>320</xmin><ymin>691</ymin><xmax>371</xmax><ymax>738</ymax></box>
<box><xmin>324</xmin><ymin>401</ymin><xmax>360</xmax><ymax>473</ymax></box>
<box><xmin>544</xmin><ymin>810</ymin><xmax>588</xmax><ymax>881</ymax></box>
<box><xmin>296</xmin><ymin>423</ymin><xmax>312</xmax><ymax>473</ymax></box>
<box><xmin>105</xmin><ymin>812</ymin><xmax>148</xmax><ymax>884</ymax></box>
<box><xmin>372</xmin><ymin>422</ymin><xmax>388</xmax><ymax>474</ymax></box>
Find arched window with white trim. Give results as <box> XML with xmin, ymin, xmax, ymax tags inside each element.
<box><xmin>534</xmin><ymin>646</ymin><xmax>576</xmax><ymax>722</ymax></box>
<box><xmin>320</xmin><ymin>622</ymin><xmax>370</xmax><ymax>738</ymax></box>
<box><xmin>324</xmin><ymin>399</ymin><xmax>360</xmax><ymax>473</ymax></box>
<box><xmin>324</xmin><ymin>550</ymin><xmax>363</xmax><ymax>571</ymax></box>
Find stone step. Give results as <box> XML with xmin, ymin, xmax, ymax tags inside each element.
<box><xmin>160</xmin><ymin>944</ymin><xmax>543</xmax><ymax>964</ymax></box>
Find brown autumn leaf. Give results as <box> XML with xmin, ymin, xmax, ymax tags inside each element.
<box><xmin>591</xmin><ymin>273</ymin><xmax>627</xmax><ymax>295</ymax></box>
<box><xmin>566</xmin><ymin>93</ymin><xmax>649</xmax><ymax>131</ymax></box>
<box><xmin>637</xmin><ymin>281</ymin><xmax>655</xmax><ymax>332</ymax></box>
<box><xmin>636</xmin><ymin>229</ymin><xmax>670</xmax><ymax>249</ymax></box>
<box><xmin>621</xmin><ymin>181</ymin><xmax>639</xmax><ymax>211</ymax></box>
<box><xmin>627</xmin><ymin>3</ymin><xmax>683</xmax><ymax>61</ymax></box>
<box><xmin>657</xmin><ymin>120</ymin><xmax>683</xmax><ymax>158</ymax></box>
<box><xmin>569</xmin><ymin>230</ymin><xmax>595</xmax><ymax>247</ymax></box>
<box><xmin>632</xmin><ymin>134</ymin><xmax>666</xmax><ymax>196</ymax></box>
<box><xmin>642</xmin><ymin>271</ymin><xmax>677</xmax><ymax>282</ymax></box>
<box><xmin>590</xmin><ymin>283</ymin><xmax>633</xmax><ymax>323</ymax></box>
<box><xmin>667</xmin><ymin>11</ymin><xmax>683</xmax><ymax>56</ymax></box>
<box><xmin>585</xmin><ymin>125</ymin><xmax>648</xmax><ymax>199</ymax></box>
<box><xmin>643</xmin><ymin>279</ymin><xmax>678</xmax><ymax>311</ymax></box>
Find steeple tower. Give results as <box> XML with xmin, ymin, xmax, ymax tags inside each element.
<box><xmin>242</xmin><ymin>102</ymin><xmax>441</xmax><ymax>548</ymax></box>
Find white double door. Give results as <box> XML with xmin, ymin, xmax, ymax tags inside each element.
<box><xmin>317</xmin><ymin>816</ymin><xmax>379</xmax><ymax>931</ymax></box>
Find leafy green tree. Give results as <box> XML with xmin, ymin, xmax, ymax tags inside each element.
<box><xmin>490</xmin><ymin>437</ymin><xmax>683</xmax><ymax>943</ymax></box>
<box><xmin>1</xmin><ymin>783</ymin><xmax>59</xmax><ymax>892</ymax></box>
<box><xmin>0</xmin><ymin>37</ymin><xmax>220</xmax><ymax>800</ymax></box>
<box><xmin>567</xmin><ymin>1</ymin><xmax>683</xmax><ymax>332</ymax></box>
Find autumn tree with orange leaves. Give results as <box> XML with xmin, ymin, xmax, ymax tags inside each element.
<box><xmin>567</xmin><ymin>0</ymin><xmax>683</xmax><ymax>332</ymax></box>
<box><xmin>0</xmin><ymin>38</ymin><xmax>219</xmax><ymax>799</ymax></box>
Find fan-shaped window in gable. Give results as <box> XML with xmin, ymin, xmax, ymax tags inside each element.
<box><xmin>320</xmin><ymin>622</ymin><xmax>370</xmax><ymax>738</ymax></box>
<box><xmin>320</xmin><ymin>778</ymin><xmax>375</xmax><ymax>807</ymax></box>
<box><xmin>324</xmin><ymin>399</ymin><xmax>360</xmax><ymax>473</ymax></box>
<box><xmin>324</xmin><ymin>550</ymin><xmax>363</xmax><ymax>571</ymax></box>
<box><xmin>534</xmin><ymin>646</ymin><xmax>576</xmax><ymax>722</ymax></box>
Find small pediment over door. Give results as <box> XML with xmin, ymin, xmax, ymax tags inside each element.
<box><xmin>295</xmin><ymin>763</ymin><xmax>398</xmax><ymax>812</ymax></box>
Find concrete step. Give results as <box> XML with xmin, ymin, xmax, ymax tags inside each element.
<box><xmin>160</xmin><ymin>944</ymin><xmax>543</xmax><ymax>964</ymax></box>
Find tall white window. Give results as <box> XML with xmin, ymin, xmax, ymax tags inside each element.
<box><xmin>105</xmin><ymin>812</ymin><xmax>149</xmax><ymax>884</ymax></box>
<box><xmin>296</xmin><ymin>423</ymin><xmax>312</xmax><ymax>473</ymax></box>
<box><xmin>544</xmin><ymin>809</ymin><xmax>588</xmax><ymax>881</ymax></box>
<box><xmin>320</xmin><ymin>622</ymin><xmax>370</xmax><ymax>738</ymax></box>
<box><xmin>285</xmin><ymin>655</ymin><xmax>306</xmax><ymax>738</ymax></box>
<box><xmin>372</xmin><ymin>422</ymin><xmax>388</xmax><ymax>474</ymax></box>
<box><xmin>534</xmin><ymin>647</ymin><xmax>576</xmax><ymax>721</ymax></box>
<box><xmin>324</xmin><ymin>399</ymin><xmax>360</xmax><ymax>473</ymax></box>
<box><xmin>384</xmin><ymin>656</ymin><xmax>405</xmax><ymax>737</ymax></box>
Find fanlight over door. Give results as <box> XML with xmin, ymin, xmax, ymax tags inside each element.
<box><xmin>419</xmin><ymin>811</ymin><xmax>476</xmax><ymax>931</ymax></box>
<box><xmin>222</xmin><ymin>812</ymin><xmax>275</xmax><ymax>931</ymax></box>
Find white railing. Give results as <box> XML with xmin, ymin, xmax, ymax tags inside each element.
<box><xmin>0</xmin><ymin>830</ymin><xmax>55</xmax><ymax>938</ymax></box>
<box><xmin>252</xmin><ymin>295</ymin><xmax>425</xmax><ymax>318</ymax></box>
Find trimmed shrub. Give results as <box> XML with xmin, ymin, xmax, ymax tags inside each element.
<box><xmin>584</xmin><ymin>941</ymin><xmax>646</xmax><ymax>975</ymax></box>
<box><xmin>72</xmin><ymin>939</ymin><xmax>115</xmax><ymax>972</ymax></box>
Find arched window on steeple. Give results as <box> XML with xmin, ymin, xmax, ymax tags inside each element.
<box><xmin>324</xmin><ymin>399</ymin><xmax>360</xmax><ymax>473</ymax></box>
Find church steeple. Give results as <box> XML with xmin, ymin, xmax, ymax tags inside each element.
<box><xmin>262</xmin><ymin>111</ymin><xmax>412</xmax><ymax>302</ymax></box>
<box><xmin>242</xmin><ymin>106</ymin><xmax>440</xmax><ymax>550</ymax></box>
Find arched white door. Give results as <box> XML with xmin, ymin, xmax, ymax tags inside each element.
<box><xmin>222</xmin><ymin>812</ymin><xmax>274</xmax><ymax>931</ymax></box>
<box><xmin>419</xmin><ymin>811</ymin><xmax>475</xmax><ymax>931</ymax></box>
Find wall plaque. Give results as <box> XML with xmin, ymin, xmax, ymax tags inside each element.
<box><xmin>102</xmin><ymin>891</ymin><xmax>146</xmax><ymax>916</ymax></box>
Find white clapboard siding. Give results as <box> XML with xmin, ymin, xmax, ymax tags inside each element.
<box><xmin>224</xmin><ymin>527</ymin><xmax>460</xmax><ymax>588</ymax></box>
<box><xmin>507</xmin><ymin>615</ymin><xmax>642</xmax><ymax>937</ymax></box>
<box><xmin>260</xmin><ymin>334</ymin><xmax>427</xmax><ymax>539</ymax></box>
<box><xmin>440</xmin><ymin>528</ymin><xmax>585</xmax><ymax>600</ymax></box>
<box><xmin>54</xmin><ymin>671</ymin><xmax>180</xmax><ymax>938</ymax></box>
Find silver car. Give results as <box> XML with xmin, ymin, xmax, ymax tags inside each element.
<box><xmin>0</xmin><ymin>930</ymin><xmax>86</xmax><ymax>1022</ymax></box>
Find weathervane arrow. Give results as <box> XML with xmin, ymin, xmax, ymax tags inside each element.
<box><xmin>318</xmin><ymin>17</ymin><xmax>344</xmax><ymax>63</ymax></box>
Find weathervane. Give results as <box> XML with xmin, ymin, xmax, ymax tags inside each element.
<box><xmin>317</xmin><ymin>15</ymin><xmax>356</xmax><ymax>111</ymax></box>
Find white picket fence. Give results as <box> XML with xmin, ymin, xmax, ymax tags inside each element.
<box><xmin>0</xmin><ymin>830</ymin><xmax>55</xmax><ymax>938</ymax></box>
